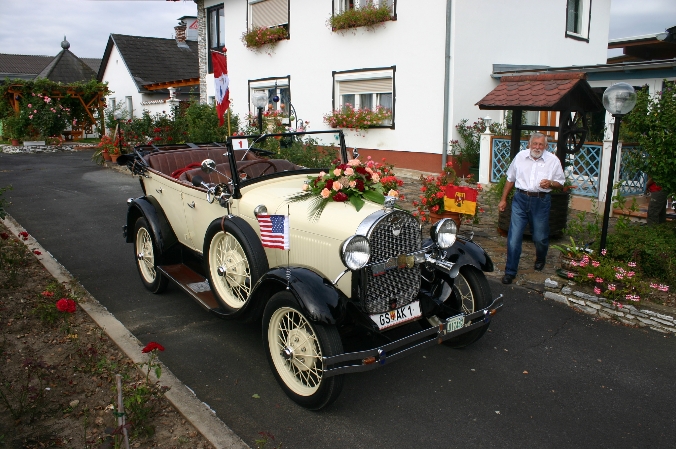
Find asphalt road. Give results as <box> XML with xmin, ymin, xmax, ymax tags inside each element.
<box><xmin>1</xmin><ymin>150</ymin><xmax>674</xmax><ymax>448</ymax></box>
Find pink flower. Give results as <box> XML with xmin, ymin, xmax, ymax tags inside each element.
<box><xmin>658</xmin><ymin>284</ymin><xmax>670</xmax><ymax>292</ymax></box>
<box><xmin>333</xmin><ymin>168</ymin><xmax>342</xmax><ymax>176</ymax></box>
<box><xmin>318</xmin><ymin>171</ymin><xmax>326</xmax><ymax>177</ymax></box>
<box><xmin>628</xmin><ymin>262</ymin><xmax>636</xmax><ymax>267</ymax></box>
<box><xmin>27</xmin><ymin>103</ymin><xmax>32</xmax><ymax>108</ymax></box>
<box><xmin>567</xmin><ymin>271</ymin><xmax>574</xmax><ymax>279</ymax></box>
<box><xmin>627</xmin><ymin>271</ymin><xmax>635</xmax><ymax>278</ymax></box>
<box><xmin>587</xmin><ymin>273</ymin><xmax>595</xmax><ymax>279</ymax></box>
<box><xmin>615</xmin><ymin>273</ymin><xmax>624</xmax><ymax>280</ymax></box>
<box><xmin>320</xmin><ymin>188</ymin><xmax>330</xmax><ymax>199</ymax></box>
<box><xmin>595</xmin><ymin>277</ymin><xmax>603</xmax><ymax>283</ymax></box>
<box><xmin>371</xmin><ymin>173</ymin><xmax>380</xmax><ymax>183</ymax></box>
<box><xmin>592</xmin><ymin>261</ymin><xmax>600</xmax><ymax>267</ymax></box>
<box><xmin>570</xmin><ymin>260</ymin><xmax>578</xmax><ymax>267</ymax></box>
<box><xmin>29</xmin><ymin>115</ymin><xmax>33</xmax><ymax>119</ymax></box>
<box><xmin>41</xmin><ymin>291</ymin><xmax>54</xmax><ymax>297</ymax></box>
<box><xmin>601</xmin><ymin>249</ymin><xmax>607</xmax><ymax>256</ymax></box>
<box><xmin>594</xmin><ymin>287</ymin><xmax>601</xmax><ymax>295</ymax></box>
<box><xmin>349</xmin><ymin>180</ymin><xmax>357</xmax><ymax>188</ymax></box>
<box><xmin>607</xmin><ymin>284</ymin><xmax>616</xmax><ymax>291</ymax></box>
<box><xmin>344</xmin><ymin>167</ymin><xmax>354</xmax><ymax>176</ymax></box>
<box><xmin>332</xmin><ymin>181</ymin><xmax>343</xmax><ymax>191</ymax></box>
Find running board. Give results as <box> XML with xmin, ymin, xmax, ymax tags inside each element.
<box><xmin>157</xmin><ymin>264</ymin><xmax>228</xmax><ymax>317</ymax></box>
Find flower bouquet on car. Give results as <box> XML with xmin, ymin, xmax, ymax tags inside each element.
<box><xmin>290</xmin><ymin>156</ymin><xmax>403</xmax><ymax>220</ymax></box>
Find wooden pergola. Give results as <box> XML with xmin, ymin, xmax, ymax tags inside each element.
<box><xmin>5</xmin><ymin>83</ymin><xmax>108</xmax><ymax>138</ymax></box>
<box><xmin>476</xmin><ymin>72</ymin><xmax>603</xmax><ymax>168</ymax></box>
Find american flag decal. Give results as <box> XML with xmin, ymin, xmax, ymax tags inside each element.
<box><xmin>257</xmin><ymin>214</ymin><xmax>289</xmax><ymax>250</ymax></box>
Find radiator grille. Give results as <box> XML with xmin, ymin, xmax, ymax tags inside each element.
<box><xmin>364</xmin><ymin>211</ymin><xmax>421</xmax><ymax>314</ymax></box>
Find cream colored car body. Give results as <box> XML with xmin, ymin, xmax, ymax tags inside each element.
<box><xmin>142</xmin><ymin>170</ymin><xmax>381</xmax><ymax>296</ymax></box>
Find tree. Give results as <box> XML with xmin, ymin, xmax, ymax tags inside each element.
<box><xmin>622</xmin><ymin>81</ymin><xmax>676</xmax><ymax>196</ymax></box>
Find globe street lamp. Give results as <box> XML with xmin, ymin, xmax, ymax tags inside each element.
<box><xmin>599</xmin><ymin>82</ymin><xmax>637</xmax><ymax>250</ymax></box>
<box><xmin>252</xmin><ymin>92</ymin><xmax>268</xmax><ymax>135</ymax></box>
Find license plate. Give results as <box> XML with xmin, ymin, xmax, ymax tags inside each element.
<box><xmin>370</xmin><ymin>301</ymin><xmax>422</xmax><ymax>330</ymax></box>
<box><xmin>441</xmin><ymin>314</ymin><xmax>465</xmax><ymax>335</ymax></box>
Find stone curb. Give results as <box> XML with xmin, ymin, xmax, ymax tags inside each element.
<box><xmin>2</xmin><ymin>214</ymin><xmax>250</xmax><ymax>449</ymax></box>
<box><xmin>543</xmin><ymin>277</ymin><xmax>676</xmax><ymax>334</ymax></box>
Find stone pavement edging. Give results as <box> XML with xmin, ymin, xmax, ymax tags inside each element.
<box><xmin>544</xmin><ymin>278</ymin><xmax>676</xmax><ymax>334</ymax></box>
<box><xmin>2</xmin><ymin>214</ymin><xmax>250</xmax><ymax>449</ymax></box>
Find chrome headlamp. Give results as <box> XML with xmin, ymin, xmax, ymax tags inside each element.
<box><xmin>430</xmin><ymin>218</ymin><xmax>457</xmax><ymax>249</ymax></box>
<box><xmin>340</xmin><ymin>235</ymin><xmax>371</xmax><ymax>270</ymax></box>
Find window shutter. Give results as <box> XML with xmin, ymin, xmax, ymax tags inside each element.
<box><xmin>252</xmin><ymin>0</ymin><xmax>288</xmax><ymax>28</ymax></box>
<box><xmin>339</xmin><ymin>78</ymin><xmax>392</xmax><ymax>94</ymax></box>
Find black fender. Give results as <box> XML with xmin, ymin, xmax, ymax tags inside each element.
<box><xmin>249</xmin><ymin>267</ymin><xmax>348</xmax><ymax>325</ymax></box>
<box><xmin>124</xmin><ymin>196</ymin><xmax>178</xmax><ymax>256</ymax></box>
<box><xmin>423</xmin><ymin>237</ymin><xmax>494</xmax><ymax>278</ymax></box>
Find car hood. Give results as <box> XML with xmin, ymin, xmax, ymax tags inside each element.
<box><xmin>237</xmin><ymin>175</ymin><xmax>386</xmax><ymax>241</ymax></box>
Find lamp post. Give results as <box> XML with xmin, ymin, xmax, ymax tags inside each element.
<box><xmin>252</xmin><ymin>92</ymin><xmax>268</xmax><ymax>135</ymax></box>
<box><xmin>483</xmin><ymin>115</ymin><xmax>493</xmax><ymax>133</ymax></box>
<box><xmin>599</xmin><ymin>82</ymin><xmax>637</xmax><ymax>250</ymax></box>
<box><xmin>113</xmin><ymin>112</ymin><xmax>123</xmax><ymax>155</ymax></box>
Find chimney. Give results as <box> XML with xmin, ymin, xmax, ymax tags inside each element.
<box><xmin>175</xmin><ymin>21</ymin><xmax>188</xmax><ymax>47</ymax></box>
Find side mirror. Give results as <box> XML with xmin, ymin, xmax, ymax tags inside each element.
<box><xmin>201</xmin><ymin>159</ymin><xmax>216</xmax><ymax>173</ymax></box>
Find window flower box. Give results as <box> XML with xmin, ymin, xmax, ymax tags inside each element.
<box><xmin>241</xmin><ymin>26</ymin><xmax>289</xmax><ymax>50</ymax></box>
<box><xmin>323</xmin><ymin>104</ymin><xmax>392</xmax><ymax>131</ymax></box>
<box><xmin>329</xmin><ymin>3</ymin><xmax>393</xmax><ymax>32</ymax></box>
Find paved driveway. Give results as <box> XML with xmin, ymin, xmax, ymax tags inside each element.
<box><xmin>1</xmin><ymin>150</ymin><xmax>674</xmax><ymax>448</ymax></box>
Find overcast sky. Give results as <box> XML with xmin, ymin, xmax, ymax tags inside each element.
<box><xmin>0</xmin><ymin>0</ymin><xmax>674</xmax><ymax>59</ymax></box>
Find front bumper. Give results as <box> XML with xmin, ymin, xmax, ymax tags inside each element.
<box><xmin>322</xmin><ymin>294</ymin><xmax>503</xmax><ymax>378</ymax></box>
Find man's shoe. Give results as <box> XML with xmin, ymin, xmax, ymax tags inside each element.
<box><xmin>534</xmin><ymin>260</ymin><xmax>545</xmax><ymax>271</ymax></box>
<box><xmin>502</xmin><ymin>274</ymin><xmax>514</xmax><ymax>284</ymax></box>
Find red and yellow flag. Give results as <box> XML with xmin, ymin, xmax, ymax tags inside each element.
<box><xmin>444</xmin><ymin>185</ymin><xmax>478</xmax><ymax>215</ymax></box>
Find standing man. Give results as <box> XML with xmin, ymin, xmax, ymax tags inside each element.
<box><xmin>498</xmin><ymin>133</ymin><xmax>566</xmax><ymax>284</ymax></box>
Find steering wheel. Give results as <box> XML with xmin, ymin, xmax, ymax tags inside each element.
<box><xmin>237</xmin><ymin>160</ymin><xmax>277</xmax><ymax>179</ymax></box>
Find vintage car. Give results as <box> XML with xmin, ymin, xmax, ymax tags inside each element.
<box><xmin>120</xmin><ymin>130</ymin><xmax>502</xmax><ymax>410</ymax></box>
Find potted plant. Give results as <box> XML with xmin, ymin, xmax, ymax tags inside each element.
<box><xmin>241</xmin><ymin>26</ymin><xmax>289</xmax><ymax>50</ymax></box>
<box><xmin>92</xmin><ymin>135</ymin><xmax>118</xmax><ymax>164</ymax></box>
<box><xmin>413</xmin><ymin>162</ymin><xmax>479</xmax><ymax>227</ymax></box>
<box><xmin>323</xmin><ymin>104</ymin><xmax>392</xmax><ymax>131</ymax></box>
<box><xmin>3</xmin><ymin>114</ymin><xmax>26</xmax><ymax>146</ymax></box>
<box><xmin>328</xmin><ymin>2</ymin><xmax>393</xmax><ymax>32</ymax></box>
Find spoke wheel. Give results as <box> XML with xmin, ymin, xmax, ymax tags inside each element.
<box><xmin>204</xmin><ymin>217</ymin><xmax>268</xmax><ymax>319</ymax></box>
<box><xmin>558</xmin><ymin>110</ymin><xmax>588</xmax><ymax>154</ymax></box>
<box><xmin>263</xmin><ymin>292</ymin><xmax>344</xmax><ymax>410</ymax></box>
<box><xmin>423</xmin><ymin>266</ymin><xmax>492</xmax><ymax>348</ymax></box>
<box><xmin>208</xmin><ymin>231</ymin><xmax>251</xmax><ymax>309</ymax></box>
<box><xmin>133</xmin><ymin>217</ymin><xmax>167</xmax><ymax>293</ymax></box>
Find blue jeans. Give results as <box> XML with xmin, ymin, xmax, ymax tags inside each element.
<box><xmin>505</xmin><ymin>191</ymin><xmax>551</xmax><ymax>276</ymax></box>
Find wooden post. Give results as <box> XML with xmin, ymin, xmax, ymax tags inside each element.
<box><xmin>510</xmin><ymin>108</ymin><xmax>522</xmax><ymax>160</ymax></box>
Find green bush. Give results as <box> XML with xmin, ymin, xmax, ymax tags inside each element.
<box><xmin>329</xmin><ymin>2</ymin><xmax>392</xmax><ymax>31</ymax></box>
<box><xmin>605</xmin><ymin>222</ymin><xmax>676</xmax><ymax>284</ymax></box>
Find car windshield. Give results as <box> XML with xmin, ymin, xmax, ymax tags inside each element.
<box><xmin>228</xmin><ymin>130</ymin><xmax>348</xmax><ymax>184</ymax></box>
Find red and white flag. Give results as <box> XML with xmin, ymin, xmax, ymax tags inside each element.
<box><xmin>257</xmin><ymin>214</ymin><xmax>289</xmax><ymax>250</ymax></box>
<box><xmin>211</xmin><ymin>49</ymin><xmax>230</xmax><ymax>126</ymax></box>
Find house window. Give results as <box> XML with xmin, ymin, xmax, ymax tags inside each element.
<box><xmin>248</xmin><ymin>76</ymin><xmax>291</xmax><ymax>123</ymax></box>
<box><xmin>207</xmin><ymin>4</ymin><xmax>225</xmax><ymax>73</ymax></box>
<box><xmin>565</xmin><ymin>0</ymin><xmax>591</xmax><ymax>41</ymax></box>
<box><xmin>333</xmin><ymin>67</ymin><xmax>395</xmax><ymax>127</ymax></box>
<box><xmin>249</xmin><ymin>0</ymin><xmax>289</xmax><ymax>30</ymax></box>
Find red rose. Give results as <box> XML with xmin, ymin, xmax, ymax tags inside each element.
<box><xmin>435</xmin><ymin>192</ymin><xmax>444</xmax><ymax>199</ymax></box>
<box><xmin>355</xmin><ymin>167</ymin><xmax>367</xmax><ymax>175</ymax></box>
<box><xmin>332</xmin><ymin>192</ymin><xmax>348</xmax><ymax>202</ymax></box>
<box><xmin>33</xmin><ymin>250</ymin><xmax>41</xmax><ymax>255</ymax></box>
<box><xmin>355</xmin><ymin>179</ymin><xmax>365</xmax><ymax>192</ymax></box>
<box><xmin>0</xmin><ymin>232</ymin><xmax>8</xmax><ymax>240</ymax></box>
<box><xmin>142</xmin><ymin>342</ymin><xmax>165</xmax><ymax>353</ymax></box>
<box><xmin>325</xmin><ymin>179</ymin><xmax>334</xmax><ymax>189</ymax></box>
<box><xmin>19</xmin><ymin>231</ymin><xmax>29</xmax><ymax>240</ymax></box>
<box><xmin>56</xmin><ymin>298</ymin><xmax>76</xmax><ymax>313</ymax></box>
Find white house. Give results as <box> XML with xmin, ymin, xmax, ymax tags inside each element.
<box><xmin>192</xmin><ymin>0</ymin><xmax>611</xmax><ymax>172</ymax></box>
<box><xmin>98</xmin><ymin>18</ymin><xmax>200</xmax><ymax>119</ymax></box>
